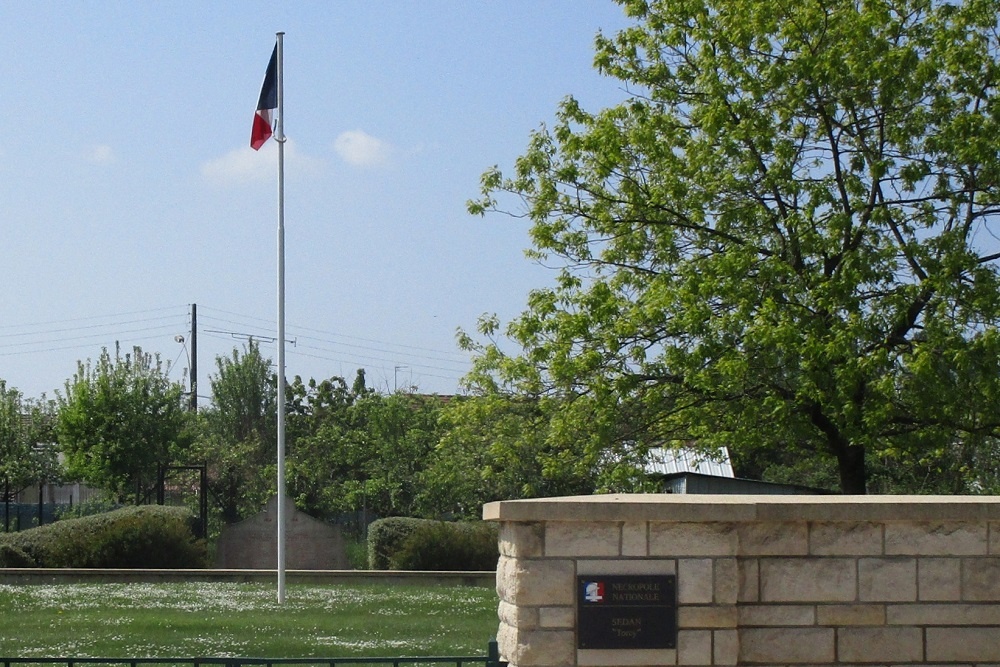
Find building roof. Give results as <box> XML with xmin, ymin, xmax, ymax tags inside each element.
<box><xmin>644</xmin><ymin>446</ymin><xmax>735</xmax><ymax>478</ymax></box>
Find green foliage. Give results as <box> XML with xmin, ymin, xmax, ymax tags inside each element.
<box><xmin>467</xmin><ymin>0</ymin><xmax>1000</xmax><ymax>493</ymax></box>
<box><xmin>207</xmin><ymin>341</ymin><xmax>278</xmax><ymax>445</ymax></box>
<box><xmin>0</xmin><ymin>543</ymin><xmax>33</xmax><ymax>567</ymax></box>
<box><xmin>289</xmin><ymin>390</ymin><xmax>444</xmax><ymax>521</ymax></box>
<box><xmin>0</xmin><ymin>505</ymin><xmax>206</xmax><ymax>568</ymax></box>
<box><xmin>286</xmin><ymin>373</ymin><xmax>365</xmax><ymax>442</ymax></box>
<box><xmin>367</xmin><ymin>517</ymin><xmax>498</xmax><ymax>571</ymax></box>
<box><xmin>415</xmin><ymin>394</ymin><xmax>651</xmax><ymax>520</ymax></box>
<box><xmin>55</xmin><ymin>498</ymin><xmax>123</xmax><ymax>520</ymax></box>
<box><xmin>182</xmin><ymin>350</ymin><xmax>457</xmax><ymax>534</ymax></box>
<box><xmin>734</xmin><ymin>436</ymin><xmax>1000</xmax><ymax>495</ymax></box>
<box><xmin>284</xmin><ymin>372</ymin><xmax>370</xmax><ymax>519</ymax></box>
<box><xmin>366</xmin><ymin>516</ymin><xmax>433</xmax><ymax>570</ymax></box>
<box><xmin>0</xmin><ymin>381</ymin><xmax>60</xmax><ymax>494</ymax></box>
<box><xmin>389</xmin><ymin>521</ymin><xmax>499</xmax><ymax>571</ymax></box>
<box><xmin>344</xmin><ymin>537</ymin><xmax>369</xmax><ymax>570</ymax></box>
<box><xmin>57</xmin><ymin>345</ymin><xmax>191</xmax><ymax>502</ymax></box>
<box><xmin>186</xmin><ymin>341</ymin><xmax>278</xmax><ymax>527</ymax></box>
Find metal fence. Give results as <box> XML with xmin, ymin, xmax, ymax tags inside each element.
<box><xmin>0</xmin><ymin>641</ymin><xmax>507</xmax><ymax>667</ymax></box>
<box><xmin>1</xmin><ymin>500</ymin><xmax>123</xmax><ymax>533</ymax></box>
<box><xmin>1</xmin><ymin>502</ymin><xmax>57</xmax><ymax>532</ymax></box>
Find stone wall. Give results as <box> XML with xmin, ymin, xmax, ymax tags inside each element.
<box><xmin>483</xmin><ymin>494</ymin><xmax>1000</xmax><ymax>667</ymax></box>
<box><xmin>215</xmin><ymin>495</ymin><xmax>348</xmax><ymax>569</ymax></box>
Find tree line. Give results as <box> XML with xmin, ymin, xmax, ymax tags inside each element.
<box><xmin>0</xmin><ymin>341</ymin><xmax>622</xmax><ymax>533</ymax></box>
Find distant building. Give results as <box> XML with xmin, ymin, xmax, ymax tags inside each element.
<box><xmin>645</xmin><ymin>447</ymin><xmax>833</xmax><ymax>495</ymax></box>
<box><xmin>645</xmin><ymin>446</ymin><xmax>736</xmax><ymax>479</ymax></box>
<box><xmin>12</xmin><ymin>480</ymin><xmax>102</xmax><ymax>506</ymax></box>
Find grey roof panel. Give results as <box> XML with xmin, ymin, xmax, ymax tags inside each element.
<box><xmin>645</xmin><ymin>446</ymin><xmax>735</xmax><ymax>478</ymax></box>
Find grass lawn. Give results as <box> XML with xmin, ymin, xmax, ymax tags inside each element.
<box><xmin>0</xmin><ymin>582</ymin><xmax>499</xmax><ymax>658</ymax></box>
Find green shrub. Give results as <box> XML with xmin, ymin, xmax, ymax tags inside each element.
<box><xmin>389</xmin><ymin>521</ymin><xmax>498</xmax><ymax>571</ymax></box>
<box><xmin>0</xmin><ymin>543</ymin><xmax>34</xmax><ymax>567</ymax></box>
<box><xmin>367</xmin><ymin>517</ymin><xmax>432</xmax><ymax>569</ymax></box>
<box><xmin>344</xmin><ymin>537</ymin><xmax>369</xmax><ymax>570</ymax></box>
<box><xmin>367</xmin><ymin>518</ymin><xmax>499</xmax><ymax>571</ymax></box>
<box><xmin>55</xmin><ymin>499</ymin><xmax>122</xmax><ymax>520</ymax></box>
<box><xmin>0</xmin><ymin>505</ymin><xmax>206</xmax><ymax>568</ymax></box>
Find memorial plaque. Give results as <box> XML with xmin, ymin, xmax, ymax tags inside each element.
<box><xmin>577</xmin><ymin>575</ymin><xmax>677</xmax><ymax>650</ymax></box>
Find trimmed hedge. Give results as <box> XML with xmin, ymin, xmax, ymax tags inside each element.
<box><xmin>367</xmin><ymin>517</ymin><xmax>498</xmax><ymax>571</ymax></box>
<box><xmin>0</xmin><ymin>505</ymin><xmax>206</xmax><ymax>568</ymax></box>
<box><xmin>0</xmin><ymin>543</ymin><xmax>33</xmax><ymax>567</ymax></box>
<box><xmin>367</xmin><ymin>517</ymin><xmax>430</xmax><ymax>570</ymax></box>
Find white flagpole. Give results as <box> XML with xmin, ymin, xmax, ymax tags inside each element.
<box><xmin>274</xmin><ymin>31</ymin><xmax>287</xmax><ymax>605</ymax></box>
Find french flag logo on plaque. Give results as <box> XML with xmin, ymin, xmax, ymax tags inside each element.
<box><xmin>583</xmin><ymin>581</ymin><xmax>605</xmax><ymax>603</ymax></box>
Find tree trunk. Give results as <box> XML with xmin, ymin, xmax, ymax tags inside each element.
<box><xmin>836</xmin><ymin>444</ymin><xmax>867</xmax><ymax>494</ymax></box>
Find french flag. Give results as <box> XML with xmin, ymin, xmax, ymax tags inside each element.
<box><xmin>251</xmin><ymin>44</ymin><xmax>278</xmax><ymax>150</ymax></box>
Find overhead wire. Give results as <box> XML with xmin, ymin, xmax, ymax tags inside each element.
<box><xmin>201</xmin><ymin>305</ymin><xmax>469</xmax><ymax>360</ymax></box>
<box><xmin>0</xmin><ymin>305</ymin><xmax>190</xmax><ymax>357</ymax></box>
<box><xmin>0</xmin><ymin>303</ymin><xmax>472</xmax><ymax>389</ymax></box>
<box><xmin>196</xmin><ymin>305</ymin><xmax>471</xmax><ymax>385</ymax></box>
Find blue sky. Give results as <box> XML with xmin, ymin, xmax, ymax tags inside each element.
<box><xmin>0</xmin><ymin>2</ymin><xmax>634</xmax><ymax>401</ymax></box>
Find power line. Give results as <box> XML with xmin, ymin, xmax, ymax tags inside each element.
<box><xmin>198</xmin><ymin>305</ymin><xmax>468</xmax><ymax>361</ymax></box>
<box><xmin>0</xmin><ymin>303</ymin><xmax>473</xmax><ymax>391</ymax></box>
<box><xmin>196</xmin><ymin>305</ymin><xmax>472</xmax><ymax>382</ymax></box>
<box><xmin>0</xmin><ymin>305</ymin><xmax>187</xmax><ymax>333</ymax></box>
<box><xmin>0</xmin><ymin>333</ymin><xmax>183</xmax><ymax>359</ymax></box>
<box><xmin>0</xmin><ymin>322</ymin><xmax>182</xmax><ymax>352</ymax></box>
<box><xmin>0</xmin><ymin>305</ymin><xmax>189</xmax><ymax>358</ymax></box>
<box><xmin>199</xmin><ymin>330</ymin><xmax>468</xmax><ymax>384</ymax></box>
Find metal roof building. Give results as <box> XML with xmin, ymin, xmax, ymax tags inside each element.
<box><xmin>645</xmin><ymin>446</ymin><xmax>736</xmax><ymax>478</ymax></box>
<box><xmin>644</xmin><ymin>446</ymin><xmax>833</xmax><ymax>495</ymax></box>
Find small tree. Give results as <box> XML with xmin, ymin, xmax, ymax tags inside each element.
<box><xmin>287</xmin><ymin>381</ymin><xmax>443</xmax><ymax>521</ymax></box>
<box><xmin>57</xmin><ymin>345</ymin><xmax>190</xmax><ymax>503</ymax></box>
<box><xmin>0</xmin><ymin>382</ymin><xmax>60</xmax><ymax>503</ymax></box>
<box><xmin>189</xmin><ymin>341</ymin><xmax>278</xmax><ymax>525</ymax></box>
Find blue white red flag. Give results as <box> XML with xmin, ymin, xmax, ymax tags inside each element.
<box><xmin>251</xmin><ymin>44</ymin><xmax>278</xmax><ymax>150</ymax></box>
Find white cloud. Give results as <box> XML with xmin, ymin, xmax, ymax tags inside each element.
<box><xmin>334</xmin><ymin>130</ymin><xmax>393</xmax><ymax>168</ymax></box>
<box><xmin>88</xmin><ymin>144</ymin><xmax>116</xmax><ymax>164</ymax></box>
<box><xmin>201</xmin><ymin>146</ymin><xmax>270</xmax><ymax>185</ymax></box>
<box><xmin>200</xmin><ymin>140</ymin><xmax>322</xmax><ymax>186</ymax></box>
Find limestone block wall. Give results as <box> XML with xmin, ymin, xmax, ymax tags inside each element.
<box><xmin>483</xmin><ymin>494</ymin><xmax>1000</xmax><ymax>667</ymax></box>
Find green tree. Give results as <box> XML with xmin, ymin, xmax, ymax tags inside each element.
<box><xmin>354</xmin><ymin>393</ymin><xmax>442</xmax><ymax>517</ymax></box>
<box><xmin>57</xmin><ymin>346</ymin><xmax>190</xmax><ymax>503</ymax></box>
<box><xmin>468</xmin><ymin>0</ymin><xmax>1000</xmax><ymax>493</ymax></box>
<box><xmin>0</xmin><ymin>382</ymin><xmax>60</xmax><ymax>500</ymax></box>
<box><xmin>283</xmin><ymin>371</ymin><xmax>369</xmax><ymax>519</ymax></box>
<box><xmin>190</xmin><ymin>341</ymin><xmax>278</xmax><ymax>525</ymax></box>
<box><xmin>286</xmin><ymin>371</ymin><xmax>371</xmax><ymax>445</ymax></box>
<box><xmin>416</xmin><ymin>394</ymin><xmax>631</xmax><ymax>520</ymax></box>
<box><xmin>288</xmin><ymin>388</ymin><xmax>443</xmax><ymax>520</ymax></box>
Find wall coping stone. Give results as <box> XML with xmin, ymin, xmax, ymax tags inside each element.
<box><xmin>483</xmin><ymin>494</ymin><xmax>1000</xmax><ymax>523</ymax></box>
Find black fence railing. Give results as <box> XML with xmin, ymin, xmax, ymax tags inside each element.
<box><xmin>2</xmin><ymin>503</ymin><xmax>51</xmax><ymax>532</ymax></box>
<box><xmin>0</xmin><ymin>640</ymin><xmax>508</xmax><ymax>667</ymax></box>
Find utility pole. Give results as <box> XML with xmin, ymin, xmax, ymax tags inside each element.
<box><xmin>190</xmin><ymin>303</ymin><xmax>198</xmax><ymax>412</ymax></box>
<box><xmin>394</xmin><ymin>365</ymin><xmax>408</xmax><ymax>393</ymax></box>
